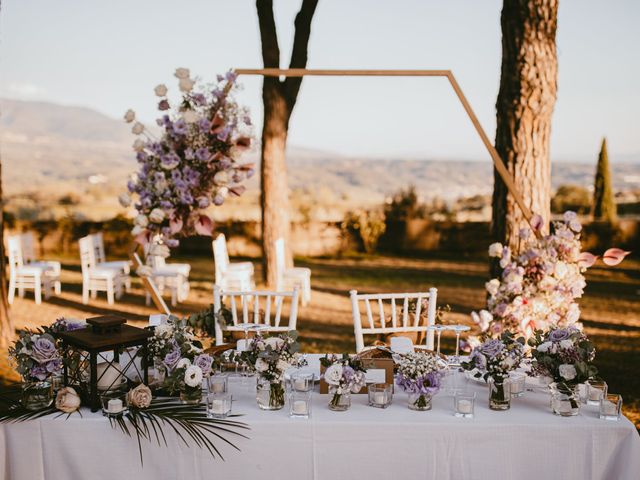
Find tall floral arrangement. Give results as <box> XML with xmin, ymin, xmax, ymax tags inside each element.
<box><xmin>121</xmin><ymin>68</ymin><xmax>254</xmax><ymax>246</ymax></box>
<box><xmin>470</xmin><ymin>211</ymin><xmax>629</xmax><ymax>341</ymax></box>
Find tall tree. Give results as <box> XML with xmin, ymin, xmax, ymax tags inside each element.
<box><xmin>592</xmin><ymin>137</ymin><xmax>617</xmax><ymax>224</ymax></box>
<box><xmin>492</xmin><ymin>0</ymin><xmax>558</xmax><ymax>252</ymax></box>
<box><xmin>0</xmin><ymin>0</ymin><xmax>13</xmax><ymax>349</ymax></box>
<box><xmin>256</xmin><ymin>0</ymin><xmax>318</xmax><ymax>286</ymax></box>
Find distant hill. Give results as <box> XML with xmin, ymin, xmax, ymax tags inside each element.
<box><xmin>0</xmin><ymin>98</ymin><xmax>638</xmax><ymax>220</ymax></box>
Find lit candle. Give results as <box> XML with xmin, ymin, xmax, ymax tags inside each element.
<box><xmin>211</xmin><ymin>381</ymin><xmax>225</xmax><ymax>394</ymax></box>
<box><xmin>97</xmin><ymin>363</ymin><xmax>122</xmax><ymax>390</ymax></box>
<box><xmin>210</xmin><ymin>399</ymin><xmax>227</xmax><ymax>415</ymax></box>
<box><xmin>589</xmin><ymin>388</ymin><xmax>603</xmax><ymax>402</ymax></box>
<box><xmin>602</xmin><ymin>401</ymin><xmax>617</xmax><ymax>416</ymax></box>
<box><xmin>373</xmin><ymin>392</ymin><xmax>386</xmax><ymax>405</ymax></box>
<box><xmin>457</xmin><ymin>399</ymin><xmax>473</xmax><ymax>414</ymax></box>
<box><xmin>292</xmin><ymin>400</ymin><xmax>308</xmax><ymax>415</ymax></box>
<box><xmin>293</xmin><ymin>378</ymin><xmax>307</xmax><ymax>391</ymax></box>
<box><xmin>107</xmin><ymin>398</ymin><xmax>124</xmax><ymax>414</ymax></box>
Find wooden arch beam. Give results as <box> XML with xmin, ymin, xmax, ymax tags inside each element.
<box><xmin>235</xmin><ymin>68</ymin><xmax>537</xmax><ymax>232</ymax></box>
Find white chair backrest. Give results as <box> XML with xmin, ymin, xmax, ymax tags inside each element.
<box><xmin>78</xmin><ymin>235</ymin><xmax>97</xmax><ymax>276</ymax></box>
<box><xmin>213</xmin><ymin>285</ymin><xmax>299</xmax><ymax>345</ymax></box>
<box><xmin>275</xmin><ymin>238</ymin><xmax>286</xmax><ymax>274</ymax></box>
<box><xmin>350</xmin><ymin>288</ymin><xmax>438</xmax><ymax>353</ymax></box>
<box><xmin>212</xmin><ymin>234</ymin><xmax>230</xmax><ymax>281</ymax></box>
<box><xmin>20</xmin><ymin>232</ymin><xmax>37</xmax><ymax>264</ymax></box>
<box><xmin>92</xmin><ymin>233</ymin><xmax>106</xmax><ymax>264</ymax></box>
<box><xmin>7</xmin><ymin>235</ymin><xmax>25</xmax><ymax>273</ymax></box>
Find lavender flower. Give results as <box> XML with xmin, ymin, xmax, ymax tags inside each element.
<box><xmin>163</xmin><ymin>348</ymin><xmax>181</xmax><ymax>372</ymax></box>
<box><xmin>549</xmin><ymin>329</ymin><xmax>569</xmax><ymax>342</ymax></box>
<box><xmin>193</xmin><ymin>354</ymin><xmax>214</xmax><ymax>376</ymax></box>
<box><xmin>31</xmin><ymin>337</ymin><xmax>58</xmax><ymax>363</ymax></box>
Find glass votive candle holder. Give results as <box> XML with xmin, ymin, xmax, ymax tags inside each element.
<box><xmin>100</xmin><ymin>389</ymin><xmax>128</xmax><ymax>418</ymax></box>
<box><xmin>206</xmin><ymin>392</ymin><xmax>232</xmax><ymax>419</ymax></box>
<box><xmin>290</xmin><ymin>371</ymin><xmax>314</xmax><ymax>392</ymax></box>
<box><xmin>509</xmin><ymin>372</ymin><xmax>526</xmax><ymax>398</ymax></box>
<box><xmin>367</xmin><ymin>384</ymin><xmax>393</xmax><ymax>409</ymax></box>
<box><xmin>289</xmin><ymin>391</ymin><xmax>312</xmax><ymax>419</ymax></box>
<box><xmin>587</xmin><ymin>380</ymin><xmax>608</xmax><ymax>406</ymax></box>
<box><xmin>599</xmin><ymin>393</ymin><xmax>622</xmax><ymax>421</ymax></box>
<box><xmin>208</xmin><ymin>374</ymin><xmax>228</xmax><ymax>394</ymax></box>
<box><xmin>454</xmin><ymin>391</ymin><xmax>476</xmax><ymax>418</ymax></box>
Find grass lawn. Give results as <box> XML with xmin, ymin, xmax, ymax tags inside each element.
<box><xmin>1</xmin><ymin>252</ymin><xmax>638</xmax><ymax>427</ymax></box>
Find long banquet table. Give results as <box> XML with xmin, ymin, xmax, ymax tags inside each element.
<box><xmin>1</xmin><ymin>355</ymin><xmax>639</xmax><ymax>480</ymax></box>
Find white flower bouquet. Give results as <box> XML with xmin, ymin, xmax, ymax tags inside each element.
<box><xmin>320</xmin><ymin>354</ymin><xmax>367</xmax><ymax>410</ymax></box>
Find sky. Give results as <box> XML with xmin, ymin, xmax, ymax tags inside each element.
<box><xmin>1</xmin><ymin>0</ymin><xmax>639</xmax><ymax>162</ymax></box>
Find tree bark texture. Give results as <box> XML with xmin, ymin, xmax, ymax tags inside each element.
<box><xmin>257</xmin><ymin>0</ymin><xmax>318</xmax><ymax>286</ymax></box>
<box><xmin>492</xmin><ymin>0</ymin><xmax>558</xmax><ymax>254</ymax></box>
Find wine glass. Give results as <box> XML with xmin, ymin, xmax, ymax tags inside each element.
<box><xmin>427</xmin><ymin>325</ymin><xmax>446</xmax><ymax>357</ymax></box>
<box><xmin>447</xmin><ymin>325</ymin><xmax>470</xmax><ymax>366</ymax></box>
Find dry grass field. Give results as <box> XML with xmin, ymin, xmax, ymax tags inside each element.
<box><xmin>1</xmin><ymin>252</ymin><xmax>638</xmax><ymax>427</ymax></box>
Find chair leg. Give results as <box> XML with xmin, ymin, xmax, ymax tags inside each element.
<box><xmin>34</xmin><ymin>275</ymin><xmax>42</xmax><ymax>305</ymax></box>
<box><xmin>107</xmin><ymin>278</ymin><xmax>115</xmax><ymax>305</ymax></box>
<box><xmin>145</xmin><ymin>292</ymin><xmax>151</xmax><ymax>306</ymax></box>
<box><xmin>54</xmin><ymin>280</ymin><xmax>61</xmax><ymax>295</ymax></box>
<box><xmin>8</xmin><ymin>277</ymin><xmax>16</xmax><ymax>305</ymax></box>
<box><xmin>82</xmin><ymin>281</ymin><xmax>89</xmax><ymax>305</ymax></box>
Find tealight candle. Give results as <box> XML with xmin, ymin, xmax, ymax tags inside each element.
<box><xmin>210</xmin><ymin>399</ymin><xmax>226</xmax><ymax>414</ymax></box>
<box><xmin>454</xmin><ymin>392</ymin><xmax>475</xmax><ymax>418</ymax></box>
<box><xmin>458</xmin><ymin>399</ymin><xmax>473</xmax><ymax>414</ymax></box>
<box><xmin>373</xmin><ymin>392</ymin><xmax>386</xmax><ymax>405</ymax></box>
<box><xmin>207</xmin><ymin>393</ymin><xmax>231</xmax><ymax>419</ymax></box>
<box><xmin>289</xmin><ymin>391</ymin><xmax>312</xmax><ymax>418</ymax></box>
<box><xmin>292</xmin><ymin>400</ymin><xmax>308</xmax><ymax>415</ymax></box>
<box><xmin>602</xmin><ymin>401</ymin><xmax>617</xmax><ymax>416</ymax></box>
<box><xmin>107</xmin><ymin>398</ymin><xmax>124</xmax><ymax>414</ymax></box>
<box><xmin>293</xmin><ymin>378</ymin><xmax>307</xmax><ymax>391</ymax></box>
<box><xmin>367</xmin><ymin>384</ymin><xmax>392</xmax><ymax>408</ymax></box>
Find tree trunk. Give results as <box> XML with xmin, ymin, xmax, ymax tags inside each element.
<box><xmin>492</xmin><ymin>0</ymin><xmax>558</xmax><ymax>254</ymax></box>
<box><xmin>256</xmin><ymin>0</ymin><xmax>318</xmax><ymax>286</ymax></box>
<box><xmin>0</xmin><ymin>159</ymin><xmax>14</xmax><ymax>349</ymax></box>
<box><xmin>261</xmin><ymin>86</ymin><xmax>292</xmax><ymax>287</ymax></box>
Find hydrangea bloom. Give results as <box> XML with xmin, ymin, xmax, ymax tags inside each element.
<box><xmin>123</xmin><ymin>68</ymin><xmax>254</xmax><ymax>246</ymax></box>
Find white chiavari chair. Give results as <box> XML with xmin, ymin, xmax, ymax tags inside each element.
<box><xmin>275</xmin><ymin>237</ymin><xmax>311</xmax><ymax>306</ymax></box>
<box><xmin>78</xmin><ymin>235</ymin><xmax>126</xmax><ymax>305</ymax></box>
<box><xmin>143</xmin><ymin>239</ymin><xmax>191</xmax><ymax>307</ymax></box>
<box><xmin>19</xmin><ymin>232</ymin><xmax>61</xmax><ymax>295</ymax></box>
<box><xmin>213</xmin><ymin>285</ymin><xmax>299</xmax><ymax>346</ymax></box>
<box><xmin>212</xmin><ymin>233</ymin><xmax>255</xmax><ymax>291</ymax></box>
<box><xmin>7</xmin><ymin>235</ymin><xmax>57</xmax><ymax>305</ymax></box>
<box><xmin>91</xmin><ymin>232</ymin><xmax>132</xmax><ymax>291</ymax></box>
<box><xmin>350</xmin><ymin>288</ymin><xmax>438</xmax><ymax>353</ymax></box>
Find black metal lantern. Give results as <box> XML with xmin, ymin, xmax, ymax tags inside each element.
<box><xmin>56</xmin><ymin>315</ymin><xmax>152</xmax><ymax>412</ymax></box>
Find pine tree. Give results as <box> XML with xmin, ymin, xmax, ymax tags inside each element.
<box><xmin>593</xmin><ymin>138</ymin><xmax>617</xmax><ymax>224</ymax></box>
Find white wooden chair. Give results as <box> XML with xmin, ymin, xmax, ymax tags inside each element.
<box><xmin>212</xmin><ymin>233</ymin><xmax>255</xmax><ymax>291</ymax></box>
<box><xmin>91</xmin><ymin>232</ymin><xmax>132</xmax><ymax>291</ymax></box>
<box><xmin>213</xmin><ymin>285</ymin><xmax>299</xmax><ymax>346</ymax></box>
<box><xmin>79</xmin><ymin>235</ymin><xmax>126</xmax><ymax>305</ymax></box>
<box><xmin>350</xmin><ymin>288</ymin><xmax>438</xmax><ymax>353</ymax></box>
<box><xmin>275</xmin><ymin>238</ymin><xmax>311</xmax><ymax>306</ymax></box>
<box><xmin>7</xmin><ymin>235</ymin><xmax>58</xmax><ymax>305</ymax></box>
<box><xmin>18</xmin><ymin>232</ymin><xmax>61</xmax><ymax>295</ymax></box>
<box><xmin>143</xmin><ymin>240</ymin><xmax>190</xmax><ymax>307</ymax></box>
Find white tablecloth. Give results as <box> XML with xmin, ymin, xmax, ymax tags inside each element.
<box><xmin>1</xmin><ymin>357</ymin><xmax>639</xmax><ymax>480</ymax></box>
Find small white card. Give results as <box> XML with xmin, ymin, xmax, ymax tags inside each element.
<box><xmin>365</xmin><ymin>368</ymin><xmax>386</xmax><ymax>384</ymax></box>
<box><xmin>149</xmin><ymin>314</ymin><xmax>168</xmax><ymax>327</ymax></box>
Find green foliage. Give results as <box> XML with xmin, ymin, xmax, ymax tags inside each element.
<box><xmin>551</xmin><ymin>185</ymin><xmax>591</xmax><ymax>214</ymax></box>
<box><xmin>593</xmin><ymin>138</ymin><xmax>618</xmax><ymax>224</ymax></box>
<box><xmin>341</xmin><ymin>209</ymin><xmax>386</xmax><ymax>254</ymax></box>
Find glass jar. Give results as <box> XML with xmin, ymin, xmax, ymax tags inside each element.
<box><xmin>256</xmin><ymin>378</ymin><xmax>285</xmax><ymax>410</ymax></box>
<box><xmin>488</xmin><ymin>378</ymin><xmax>511</xmax><ymax>411</ymax></box>
<box><xmin>408</xmin><ymin>392</ymin><xmax>433</xmax><ymax>411</ymax></box>
<box><xmin>180</xmin><ymin>385</ymin><xmax>202</xmax><ymax>405</ymax></box>
<box><xmin>22</xmin><ymin>380</ymin><xmax>53</xmax><ymax>410</ymax></box>
<box><xmin>328</xmin><ymin>386</ymin><xmax>351</xmax><ymax>411</ymax></box>
<box><xmin>550</xmin><ymin>384</ymin><xmax>580</xmax><ymax>417</ymax></box>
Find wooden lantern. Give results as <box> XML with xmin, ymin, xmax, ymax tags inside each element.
<box><xmin>56</xmin><ymin>315</ymin><xmax>152</xmax><ymax>412</ymax></box>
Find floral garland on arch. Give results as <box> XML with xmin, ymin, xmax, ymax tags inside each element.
<box><xmin>469</xmin><ymin>211</ymin><xmax>630</xmax><ymax>344</ymax></box>
<box><xmin>120</xmin><ymin>68</ymin><xmax>254</xmax><ymax>246</ymax></box>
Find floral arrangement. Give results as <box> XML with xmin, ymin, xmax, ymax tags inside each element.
<box><xmin>121</xmin><ymin>68</ymin><xmax>254</xmax><ymax>246</ymax></box>
<box><xmin>320</xmin><ymin>354</ymin><xmax>367</xmax><ymax>409</ymax></box>
<box><xmin>9</xmin><ymin>331</ymin><xmax>63</xmax><ymax>383</ymax></box>
<box><xmin>528</xmin><ymin>326</ymin><xmax>597</xmax><ymax>395</ymax></box>
<box><xmin>470</xmin><ymin>211</ymin><xmax>629</xmax><ymax>341</ymax></box>
<box><xmin>461</xmin><ymin>331</ymin><xmax>525</xmax><ymax>383</ymax></box>
<box><xmin>395</xmin><ymin>351</ymin><xmax>445</xmax><ymax>409</ymax></box>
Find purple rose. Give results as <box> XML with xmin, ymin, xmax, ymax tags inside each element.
<box><xmin>194</xmin><ymin>354</ymin><xmax>214</xmax><ymax>376</ymax></box>
<box><xmin>45</xmin><ymin>358</ymin><xmax>63</xmax><ymax>375</ymax></box>
<box><xmin>31</xmin><ymin>337</ymin><xmax>58</xmax><ymax>363</ymax></box>
<box><xmin>469</xmin><ymin>349</ymin><xmax>487</xmax><ymax>371</ymax></box>
<box><xmin>163</xmin><ymin>348</ymin><xmax>181</xmax><ymax>372</ymax></box>
<box><xmin>479</xmin><ymin>339</ymin><xmax>504</xmax><ymax>358</ymax></box>
<box><xmin>549</xmin><ymin>329</ymin><xmax>569</xmax><ymax>342</ymax></box>
<box><xmin>30</xmin><ymin>365</ymin><xmax>48</xmax><ymax>381</ymax></box>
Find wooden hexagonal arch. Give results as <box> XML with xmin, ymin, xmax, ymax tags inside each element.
<box><xmin>235</xmin><ymin>68</ymin><xmax>535</xmax><ymax>227</ymax></box>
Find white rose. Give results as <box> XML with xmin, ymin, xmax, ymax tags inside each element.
<box><xmin>255</xmin><ymin>358</ymin><xmax>269</xmax><ymax>372</ymax></box>
<box><xmin>134</xmin><ymin>214</ymin><xmax>149</xmax><ymax>227</ymax></box>
<box><xmin>323</xmin><ymin>364</ymin><xmax>343</xmax><ymax>386</ymax></box>
<box><xmin>123</xmin><ymin>109</ymin><xmax>136</xmax><ymax>123</ymax></box>
<box><xmin>133</xmin><ymin>138</ymin><xmax>145</xmax><ymax>152</ymax></box>
<box><xmin>179</xmin><ymin>77</ymin><xmax>195</xmax><ymax>93</ymax></box>
<box><xmin>184</xmin><ymin>365</ymin><xmax>203</xmax><ymax>388</ymax></box>
<box><xmin>485</xmin><ymin>279</ymin><xmax>500</xmax><ymax>296</ymax></box>
<box><xmin>554</xmin><ymin>261</ymin><xmax>568</xmax><ymax>279</ymax></box>
<box><xmin>174</xmin><ymin>67</ymin><xmax>190</xmax><ymax>79</ymax></box>
<box><xmin>558</xmin><ymin>364</ymin><xmax>577</xmax><ymax>381</ymax></box>
<box><xmin>276</xmin><ymin>359</ymin><xmax>290</xmax><ymax>372</ymax></box>
<box><xmin>177</xmin><ymin>358</ymin><xmax>191</xmax><ymax>370</ymax></box>
<box><xmin>55</xmin><ymin>387</ymin><xmax>81</xmax><ymax>413</ymax></box>
<box><xmin>149</xmin><ymin>208</ymin><xmax>166</xmax><ymax>223</ymax></box>
<box><xmin>118</xmin><ymin>193</ymin><xmax>131</xmax><ymax>207</ymax></box>
<box><xmin>264</xmin><ymin>337</ymin><xmax>285</xmax><ymax>350</ymax></box>
<box><xmin>488</xmin><ymin>242</ymin><xmax>503</xmax><ymax>258</ymax></box>
<box><xmin>559</xmin><ymin>339</ymin><xmax>573</xmax><ymax>350</ymax></box>
<box><xmin>131</xmin><ymin>122</ymin><xmax>145</xmax><ymax>135</ymax></box>
<box><xmin>182</xmin><ymin>110</ymin><xmax>199</xmax><ymax>123</ymax></box>
<box><xmin>217</xmin><ymin>186</ymin><xmax>229</xmax><ymax>198</ymax></box>
<box><xmin>537</xmin><ymin>341</ymin><xmax>552</xmax><ymax>353</ymax></box>
<box><xmin>154</xmin><ymin>84</ymin><xmax>168</xmax><ymax>97</ymax></box>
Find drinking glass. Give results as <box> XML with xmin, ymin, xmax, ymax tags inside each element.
<box><xmin>290</xmin><ymin>371</ymin><xmax>314</xmax><ymax>392</ymax></box>
<box><xmin>454</xmin><ymin>391</ymin><xmax>476</xmax><ymax>418</ymax></box>
<box><xmin>587</xmin><ymin>380</ymin><xmax>608</xmax><ymax>406</ymax></box>
<box><xmin>447</xmin><ymin>325</ymin><xmax>470</xmax><ymax>366</ymax></box>
<box><xmin>206</xmin><ymin>392</ymin><xmax>232</xmax><ymax>419</ymax></box>
<box><xmin>509</xmin><ymin>372</ymin><xmax>526</xmax><ymax>397</ymax></box>
<box><xmin>289</xmin><ymin>391</ymin><xmax>312</xmax><ymax>418</ymax></box>
<box><xmin>367</xmin><ymin>384</ymin><xmax>393</xmax><ymax>408</ymax></box>
<box><xmin>208</xmin><ymin>374</ymin><xmax>228</xmax><ymax>394</ymax></box>
<box><xmin>599</xmin><ymin>393</ymin><xmax>622</xmax><ymax>421</ymax></box>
